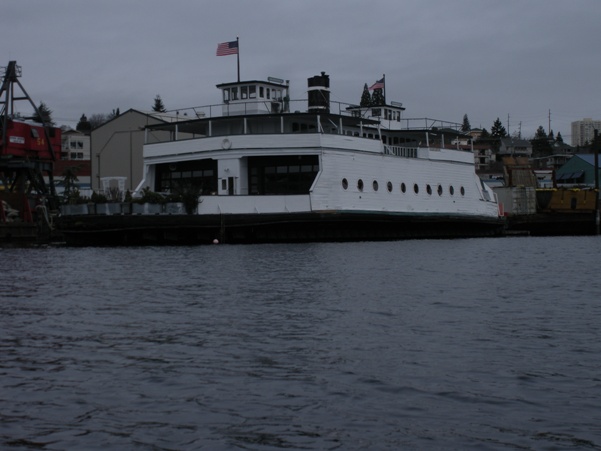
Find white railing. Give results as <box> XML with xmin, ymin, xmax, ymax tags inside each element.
<box><xmin>383</xmin><ymin>145</ymin><xmax>418</xmax><ymax>158</ymax></box>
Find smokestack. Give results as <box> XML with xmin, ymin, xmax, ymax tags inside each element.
<box><xmin>307</xmin><ymin>72</ymin><xmax>330</xmax><ymax>113</ymax></box>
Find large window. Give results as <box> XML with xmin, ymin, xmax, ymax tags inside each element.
<box><xmin>155</xmin><ymin>160</ymin><xmax>218</xmax><ymax>195</ymax></box>
<box><xmin>248</xmin><ymin>155</ymin><xmax>319</xmax><ymax>195</ymax></box>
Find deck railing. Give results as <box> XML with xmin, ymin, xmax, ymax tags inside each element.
<box><xmin>383</xmin><ymin>145</ymin><xmax>418</xmax><ymax>158</ymax></box>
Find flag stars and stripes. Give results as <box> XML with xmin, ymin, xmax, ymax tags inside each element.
<box><xmin>369</xmin><ymin>78</ymin><xmax>384</xmax><ymax>90</ymax></box>
<box><xmin>216</xmin><ymin>40</ymin><xmax>239</xmax><ymax>56</ymax></box>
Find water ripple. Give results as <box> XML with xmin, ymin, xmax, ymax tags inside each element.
<box><xmin>2</xmin><ymin>237</ymin><xmax>601</xmax><ymax>449</ymax></box>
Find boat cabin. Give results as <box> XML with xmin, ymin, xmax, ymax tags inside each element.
<box><xmin>217</xmin><ymin>79</ymin><xmax>289</xmax><ymax>116</ymax></box>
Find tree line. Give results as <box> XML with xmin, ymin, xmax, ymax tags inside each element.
<box><xmin>30</xmin><ymin>94</ymin><xmax>167</xmax><ymax>133</ymax></box>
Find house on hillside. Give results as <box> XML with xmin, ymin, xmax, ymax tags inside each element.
<box><xmin>497</xmin><ymin>138</ymin><xmax>532</xmax><ymax>159</ymax></box>
<box><xmin>555</xmin><ymin>154</ymin><xmax>601</xmax><ymax>187</ymax></box>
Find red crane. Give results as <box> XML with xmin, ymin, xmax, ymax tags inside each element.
<box><xmin>1</xmin><ymin>61</ymin><xmax>60</xmax><ymax>237</ymax></box>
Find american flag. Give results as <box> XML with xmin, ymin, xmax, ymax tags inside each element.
<box><xmin>216</xmin><ymin>40</ymin><xmax>238</xmax><ymax>56</ymax></box>
<box><xmin>369</xmin><ymin>78</ymin><xmax>384</xmax><ymax>90</ymax></box>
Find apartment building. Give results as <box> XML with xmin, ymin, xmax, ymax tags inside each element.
<box><xmin>571</xmin><ymin>118</ymin><xmax>601</xmax><ymax>147</ymax></box>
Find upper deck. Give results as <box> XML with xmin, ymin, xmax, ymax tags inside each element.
<box><xmin>143</xmin><ymin>74</ymin><xmax>470</xmax><ymax>153</ymax></box>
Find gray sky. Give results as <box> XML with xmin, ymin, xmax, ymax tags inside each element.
<box><xmin>2</xmin><ymin>0</ymin><xmax>600</xmax><ymax>143</ymax></box>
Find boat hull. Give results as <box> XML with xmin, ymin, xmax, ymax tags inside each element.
<box><xmin>58</xmin><ymin>211</ymin><xmax>505</xmax><ymax>246</ymax></box>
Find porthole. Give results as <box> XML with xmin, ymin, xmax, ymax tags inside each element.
<box><xmin>449</xmin><ymin>185</ymin><xmax>455</xmax><ymax>196</ymax></box>
<box><xmin>387</xmin><ymin>181</ymin><xmax>393</xmax><ymax>192</ymax></box>
<box><xmin>426</xmin><ymin>184</ymin><xmax>432</xmax><ymax>195</ymax></box>
<box><xmin>413</xmin><ymin>183</ymin><xmax>419</xmax><ymax>194</ymax></box>
<box><xmin>401</xmin><ymin>182</ymin><xmax>406</xmax><ymax>193</ymax></box>
<box><xmin>437</xmin><ymin>184</ymin><xmax>443</xmax><ymax>196</ymax></box>
<box><xmin>373</xmin><ymin>180</ymin><xmax>379</xmax><ymax>191</ymax></box>
<box><xmin>357</xmin><ymin>179</ymin><xmax>364</xmax><ymax>192</ymax></box>
<box><xmin>460</xmin><ymin>186</ymin><xmax>465</xmax><ymax>196</ymax></box>
<box><xmin>342</xmin><ymin>178</ymin><xmax>348</xmax><ymax>190</ymax></box>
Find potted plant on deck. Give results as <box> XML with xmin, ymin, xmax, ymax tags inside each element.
<box><xmin>132</xmin><ymin>187</ymin><xmax>165</xmax><ymax>214</ymax></box>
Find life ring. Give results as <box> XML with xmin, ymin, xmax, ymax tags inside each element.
<box><xmin>222</xmin><ymin>138</ymin><xmax>232</xmax><ymax>149</ymax></box>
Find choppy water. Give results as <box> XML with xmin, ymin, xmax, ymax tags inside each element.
<box><xmin>1</xmin><ymin>237</ymin><xmax>601</xmax><ymax>450</ymax></box>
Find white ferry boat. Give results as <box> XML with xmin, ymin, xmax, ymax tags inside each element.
<box><xmin>60</xmin><ymin>72</ymin><xmax>504</xmax><ymax>245</ymax></box>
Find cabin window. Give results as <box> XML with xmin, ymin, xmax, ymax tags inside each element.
<box><xmin>437</xmin><ymin>185</ymin><xmax>443</xmax><ymax>196</ymax></box>
<box><xmin>460</xmin><ymin>186</ymin><xmax>465</xmax><ymax>196</ymax></box>
<box><xmin>155</xmin><ymin>160</ymin><xmax>217</xmax><ymax>195</ymax></box>
<box><xmin>387</xmin><ymin>181</ymin><xmax>393</xmax><ymax>192</ymax></box>
<box><xmin>259</xmin><ymin>87</ymin><xmax>264</xmax><ymax>98</ymax></box>
<box><xmin>223</xmin><ymin>89</ymin><xmax>230</xmax><ymax>102</ymax></box>
<box><xmin>449</xmin><ymin>186</ymin><xmax>455</xmax><ymax>196</ymax></box>
<box><xmin>373</xmin><ymin>180</ymin><xmax>379</xmax><ymax>191</ymax></box>
<box><xmin>231</xmin><ymin>87</ymin><xmax>238</xmax><ymax>100</ymax></box>
<box><xmin>241</xmin><ymin>86</ymin><xmax>248</xmax><ymax>99</ymax></box>
<box><xmin>31</xmin><ymin>128</ymin><xmax>39</xmax><ymax>138</ymax></box>
<box><xmin>342</xmin><ymin>178</ymin><xmax>348</xmax><ymax>190</ymax></box>
<box><xmin>249</xmin><ymin>85</ymin><xmax>256</xmax><ymax>99</ymax></box>
<box><xmin>248</xmin><ymin>155</ymin><xmax>318</xmax><ymax>195</ymax></box>
<box><xmin>266</xmin><ymin>89</ymin><xmax>270</xmax><ymax>99</ymax></box>
<box><xmin>357</xmin><ymin>179</ymin><xmax>364</xmax><ymax>192</ymax></box>
<box><xmin>401</xmin><ymin>182</ymin><xmax>406</xmax><ymax>193</ymax></box>
<box><xmin>426</xmin><ymin>184</ymin><xmax>432</xmax><ymax>195</ymax></box>
<box><xmin>414</xmin><ymin>183</ymin><xmax>419</xmax><ymax>194</ymax></box>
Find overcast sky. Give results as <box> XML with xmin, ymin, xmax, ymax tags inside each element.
<box><xmin>2</xmin><ymin>0</ymin><xmax>600</xmax><ymax>143</ymax></box>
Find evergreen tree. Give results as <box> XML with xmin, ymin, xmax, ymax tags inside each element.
<box><xmin>371</xmin><ymin>88</ymin><xmax>385</xmax><ymax>106</ymax></box>
<box><xmin>32</xmin><ymin>101</ymin><xmax>54</xmax><ymax>126</ymax></box>
<box><xmin>360</xmin><ymin>84</ymin><xmax>371</xmax><ymax>107</ymax></box>
<box><xmin>461</xmin><ymin>114</ymin><xmax>471</xmax><ymax>132</ymax></box>
<box><xmin>76</xmin><ymin>114</ymin><xmax>92</xmax><ymax>134</ymax></box>
<box><xmin>556</xmin><ymin>131</ymin><xmax>564</xmax><ymax>144</ymax></box>
<box><xmin>534</xmin><ymin>125</ymin><xmax>547</xmax><ymax>139</ymax></box>
<box><xmin>490</xmin><ymin>118</ymin><xmax>507</xmax><ymax>138</ymax></box>
<box><xmin>153</xmin><ymin>95</ymin><xmax>167</xmax><ymax>112</ymax></box>
<box><xmin>531</xmin><ymin>125</ymin><xmax>552</xmax><ymax>157</ymax></box>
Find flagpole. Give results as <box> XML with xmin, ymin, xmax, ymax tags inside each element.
<box><xmin>383</xmin><ymin>73</ymin><xmax>386</xmax><ymax>105</ymax></box>
<box><xmin>237</xmin><ymin>36</ymin><xmax>240</xmax><ymax>82</ymax></box>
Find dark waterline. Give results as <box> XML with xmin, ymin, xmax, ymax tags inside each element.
<box><xmin>2</xmin><ymin>237</ymin><xmax>601</xmax><ymax>450</ymax></box>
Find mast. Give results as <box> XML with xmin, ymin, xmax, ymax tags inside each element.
<box><xmin>237</xmin><ymin>37</ymin><xmax>240</xmax><ymax>83</ymax></box>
